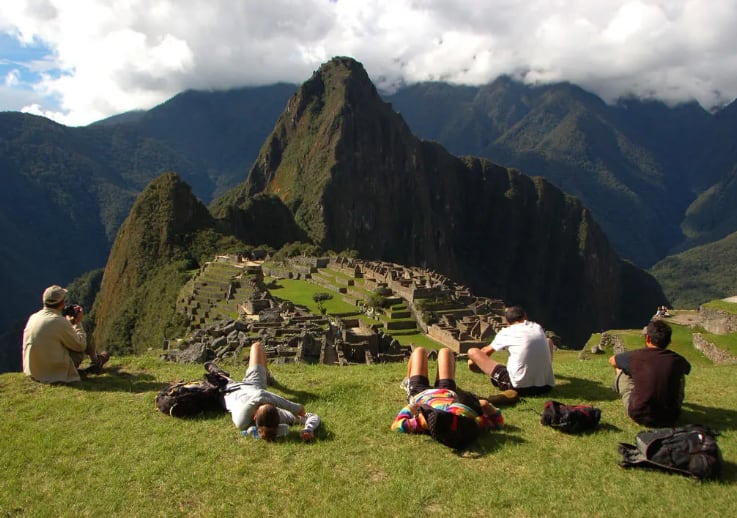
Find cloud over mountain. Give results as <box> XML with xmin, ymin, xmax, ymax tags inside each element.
<box><xmin>1</xmin><ymin>0</ymin><xmax>736</xmax><ymax>126</ymax></box>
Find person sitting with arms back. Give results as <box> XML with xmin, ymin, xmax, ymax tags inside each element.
<box><xmin>218</xmin><ymin>341</ymin><xmax>320</xmax><ymax>442</ymax></box>
<box><xmin>466</xmin><ymin>305</ymin><xmax>555</xmax><ymax>404</ymax></box>
<box><xmin>22</xmin><ymin>285</ymin><xmax>109</xmax><ymax>383</ymax></box>
<box><xmin>392</xmin><ymin>346</ymin><xmax>503</xmax><ymax>450</ymax></box>
<box><xmin>609</xmin><ymin>319</ymin><xmax>691</xmax><ymax>427</ymax></box>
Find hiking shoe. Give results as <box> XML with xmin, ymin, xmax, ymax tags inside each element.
<box><xmin>487</xmin><ymin>389</ymin><xmax>520</xmax><ymax>407</ymax></box>
<box><xmin>400</xmin><ymin>377</ymin><xmax>411</xmax><ymax>398</ymax></box>
<box><xmin>468</xmin><ymin>361</ymin><xmax>483</xmax><ymax>374</ymax></box>
<box><xmin>85</xmin><ymin>351</ymin><xmax>110</xmax><ymax>375</ymax></box>
<box><xmin>204</xmin><ymin>361</ymin><xmax>230</xmax><ymax>378</ymax></box>
<box><xmin>265</xmin><ymin>370</ymin><xmax>278</xmax><ymax>387</ymax></box>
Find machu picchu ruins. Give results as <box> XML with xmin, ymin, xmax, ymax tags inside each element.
<box><xmin>167</xmin><ymin>254</ymin><xmax>510</xmax><ymax>366</ymax></box>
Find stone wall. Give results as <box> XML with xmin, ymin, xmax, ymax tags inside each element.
<box><xmin>698</xmin><ymin>306</ymin><xmax>737</xmax><ymax>335</ymax></box>
<box><xmin>692</xmin><ymin>333</ymin><xmax>737</xmax><ymax>364</ymax></box>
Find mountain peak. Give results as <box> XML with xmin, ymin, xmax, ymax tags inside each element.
<box><xmin>92</xmin><ymin>172</ymin><xmax>231</xmax><ymax>353</ymax></box>
<box><xmin>211</xmin><ymin>57</ymin><xmax>665</xmax><ymax>346</ymax></box>
<box><xmin>234</xmin><ymin>56</ymin><xmax>414</xmax><ymax>244</ymax></box>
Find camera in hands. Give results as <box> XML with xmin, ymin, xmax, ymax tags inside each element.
<box><xmin>62</xmin><ymin>304</ymin><xmax>82</xmax><ymax>318</ymax></box>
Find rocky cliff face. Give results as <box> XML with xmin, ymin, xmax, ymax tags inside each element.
<box><xmin>213</xmin><ymin>57</ymin><xmax>665</xmax><ymax>347</ymax></box>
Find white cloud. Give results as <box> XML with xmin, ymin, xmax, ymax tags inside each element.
<box><xmin>4</xmin><ymin>69</ymin><xmax>20</xmax><ymax>87</ymax></box>
<box><xmin>0</xmin><ymin>0</ymin><xmax>736</xmax><ymax>125</ymax></box>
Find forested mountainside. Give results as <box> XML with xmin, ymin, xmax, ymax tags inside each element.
<box><xmin>384</xmin><ymin>79</ymin><xmax>737</xmax><ymax>268</ymax></box>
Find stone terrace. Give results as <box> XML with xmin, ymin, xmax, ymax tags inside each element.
<box><xmin>170</xmin><ymin>254</ymin><xmax>509</xmax><ymax>364</ymax></box>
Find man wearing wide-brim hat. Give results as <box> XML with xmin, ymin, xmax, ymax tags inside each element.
<box><xmin>22</xmin><ymin>285</ymin><xmax>109</xmax><ymax>383</ymax></box>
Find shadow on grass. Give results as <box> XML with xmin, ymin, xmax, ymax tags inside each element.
<box><xmin>549</xmin><ymin>374</ymin><xmax>619</xmax><ymax>402</ymax></box>
<box><xmin>267</xmin><ymin>378</ymin><xmax>320</xmax><ymax>403</ymax></box>
<box><xmin>680</xmin><ymin>401</ymin><xmax>737</xmax><ymax>432</ymax></box>
<box><xmin>461</xmin><ymin>425</ymin><xmax>527</xmax><ymax>457</ymax></box>
<box><xmin>68</xmin><ymin>365</ymin><xmax>162</xmax><ymax>393</ymax></box>
<box><xmin>620</xmin><ymin>459</ymin><xmax>737</xmax><ymax>484</ymax></box>
<box><xmin>717</xmin><ymin>460</ymin><xmax>737</xmax><ymax>483</ymax></box>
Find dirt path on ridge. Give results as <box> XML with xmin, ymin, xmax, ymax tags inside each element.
<box><xmin>668</xmin><ymin>310</ymin><xmax>699</xmax><ymax>326</ymax></box>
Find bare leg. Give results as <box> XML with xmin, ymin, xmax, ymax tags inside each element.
<box><xmin>436</xmin><ymin>348</ymin><xmax>455</xmax><ymax>382</ymax></box>
<box><xmin>467</xmin><ymin>347</ymin><xmax>500</xmax><ymax>376</ymax></box>
<box><xmin>250</xmin><ymin>341</ymin><xmax>268</xmax><ymax>369</ymax></box>
<box><xmin>407</xmin><ymin>347</ymin><xmax>429</xmax><ymax>379</ymax></box>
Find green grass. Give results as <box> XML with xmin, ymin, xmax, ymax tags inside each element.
<box><xmin>391</xmin><ymin>331</ymin><xmax>443</xmax><ymax>349</ymax></box>
<box><xmin>266</xmin><ymin>277</ymin><xmax>359</xmax><ymax>315</ymax></box>
<box><xmin>3</xmin><ymin>321</ymin><xmax>737</xmax><ymax>517</ymax></box>
<box><xmin>702</xmin><ymin>300</ymin><xmax>737</xmax><ymax>314</ymax></box>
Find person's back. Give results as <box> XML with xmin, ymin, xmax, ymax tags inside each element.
<box><xmin>23</xmin><ymin>307</ymin><xmax>86</xmax><ymax>383</ymax></box>
<box><xmin>627</xmin><ymin>347</ymin><xmax>690</xmax><ymax>426</ymax></box>
<box><xmin>610</xmin><ymin>319</ymin><xmax>691</xmax><ymax>427</ymax></box>
<box><xmin>493</xmin><ymin>319</ymin><xmax>554</xmax><ymax>391</ymax></box>
<box><xmin>466</xmin><ymin>306</ymin><xmax>554</xmax><ymax>398</ymax></box>
<box><xmin>495</xmin><ymin>320</ymin><xmax>554</xmax><ymax>387</ymax></box>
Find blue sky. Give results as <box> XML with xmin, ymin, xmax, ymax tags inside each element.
<box><xmin>1</xmin><ymin>0</ymin><xmax>737</xmax><ymax>127</ymax></box>
<box><xmin>0</xmin><ymin>32</ymin><xmax>57</xmax><ymax>110</ymax></box>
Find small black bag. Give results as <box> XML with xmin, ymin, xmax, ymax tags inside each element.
<box><xmin>618</xmin><ymin>424</ymin><xmax>722</xmax><ymax>480</ymax></box>
<box><xmin>155</xmin><ymin>372</ymin><xmax>228</xmax><ymax>418</ymax></box>
<box><xmin>540</xmin><ymin>400</ymin><xmax>601</xmax><ymax>433</ymax></box>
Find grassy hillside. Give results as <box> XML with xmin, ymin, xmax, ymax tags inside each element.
<box><xmin>2</xmin><ymin>322</ymin><xmax>736</xmax><ymax>517</ymax></box>
<box><xmin>650</xmin><ymin>230</ymin><xmax>737</xmax><ymax>309</ymax></box>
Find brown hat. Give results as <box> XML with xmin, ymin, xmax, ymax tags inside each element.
<box><xmin>43</xmin><ymin>285</ymin><xmax>67</xmax><ymax>306</ymax></box>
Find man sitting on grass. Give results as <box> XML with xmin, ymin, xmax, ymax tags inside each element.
<box><xmin>609</xmin><ymin>319</ymin><xmax>691</xmax><ymax>427</ymax></box>
<box><xmin>216</xmin><ymin>341</ymin><xmax>320</xmax><ymax>441</ymax></box>
<box><xmin>22</xmin><ymin>285</ymin><xmax>109</xmax><ymax>383</ymax></box>
<box><xmin>466</xmin><ymin>305</ymin><xmax>555</xmax><ymax>405</ymax></box>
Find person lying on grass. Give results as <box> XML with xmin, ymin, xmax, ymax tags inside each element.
<box><xmin>392</xmin><ymin>346</ymin><xmax>503</xmax><ymax>450</ymax></box>
<box><xmin>212</xmin><ymin>341</ymin><xmax>320</xmax><ymax>442</ymax></box>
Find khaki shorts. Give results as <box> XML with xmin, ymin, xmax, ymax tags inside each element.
<box><xmin>614</xmin><ymin>370</ymin><xmax>634</xmax><ymax>411</ymax></box>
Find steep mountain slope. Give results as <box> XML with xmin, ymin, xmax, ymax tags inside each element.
<box><xmin>651</xmin><ymin>230</ymin><xmax>737</xmax><ymax>309</ymax></box>
<box><xmin>680</xmin><ymin>99</ymin><xmax>737</xmax><ymax>250</ymax></box>
<box><xmin>0</xmin><ymin>113</ymin><xmax>129</xmax><ymax>338</ymax></box>
<box><xmin>118</xmin><ymin>84</ymin><xmax>297</xmax><ymax>200</ymax></box>
<box><xmin>385</xmin><ymin>80</ymin><xmax>718</xmax><ymax>267</ymax></box>
<box><xmin>213</xmin><ymin>57</ymin><xmax>665</xmax><ymax>347</ymax></box>
<box><xmin>92</xmin><ymin>173</ymin><xmax>244</xmax><ymax>354</ymax></box>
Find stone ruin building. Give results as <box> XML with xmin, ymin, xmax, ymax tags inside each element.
<box><xmin>169</xmin><ymin>255</ymin><xmax>411</xmax><ymax>365</ymax></box>
<box><xmin>167</xmin><ymin>253</ymin><xmax>510</xmax><ymax>367</ymax></box>
<box><xmin>329</xmin><ymin>256</ymin><xmax>507</xmax><ymax>353</ymax></box>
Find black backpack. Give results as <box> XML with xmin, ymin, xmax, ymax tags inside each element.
<box><xmin>155</xmin><ymin>372</ymin><xmax>229</xmax><ymax>418</ymax></box>
<box><xmin>618</xmin><ymin>424</ymin><xmax>722</xmax><ymax>480</ymax></box>
<box><xmin>540</xmin><ymin>400</ymin><xmax>602</xmax><ymax>433</ymax></box>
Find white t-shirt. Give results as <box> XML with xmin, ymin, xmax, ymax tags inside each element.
<box><xmin>490</xmin><ymin>320</ymin><xmax>555</xmax><ymax>389</ymax></box>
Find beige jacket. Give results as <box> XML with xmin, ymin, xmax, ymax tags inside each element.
<box><xmin>22</xmin><ymin>307</ymin><xmax>87</xmax><ymax>383</ymax></box>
